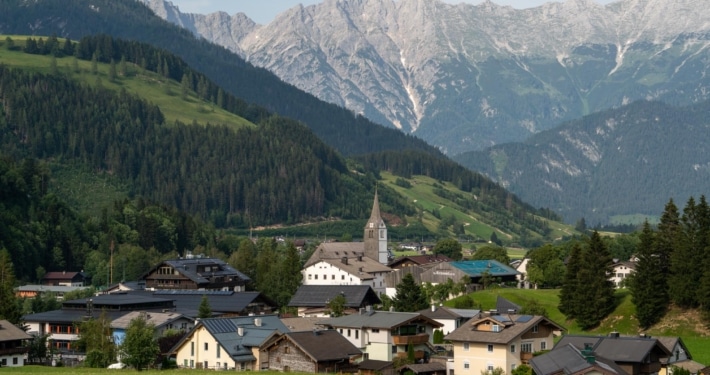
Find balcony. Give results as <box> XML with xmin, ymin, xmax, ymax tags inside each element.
<box><xmin>0</xmin><ymin>347</ymin><xmax>29</xmax><ymax>356</ymax></box>
<box><xmin>520</xmin><ymin>352</ymin><xmax>533</xmax><ymax>362</ymax></box>
<box><xmin>392</xmin><ymin>334</ymin><xmax>429</xmax><ymax>345</ymax></box>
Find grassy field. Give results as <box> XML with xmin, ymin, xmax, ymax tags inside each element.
<box><xmin>450</xmin><ymin>288</ymin><xmax>710</xmax><ymax>365</ymax></box>
<box><xmin>0</xmin><ymin>36</ymin><xmax>254</xmax><ymax>130</ymax></box>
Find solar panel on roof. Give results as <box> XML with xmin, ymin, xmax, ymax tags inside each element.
<box><xmin>515</xmin><ymin>315</ymin><xmax>533</xmax><ymax>323</ymax></box>
<box><xmin>492</xmin><ymin>315</ymin><xmax>510</xmax><ymax>322</ymax></box>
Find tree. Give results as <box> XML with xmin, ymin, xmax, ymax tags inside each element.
<box><xmin>669</xmin><ymin>197</ymin><xmax>704</xmax><ymax>308</ymax></box>
<box><xmin>327</xmin><ymin>294</ymin><xmax>347</xmax><ymax>317</ymax></box>
<box><xmin>630</xmin><ymin>221</ymin><xmax>669</xmax><ymax>328</ymax></box>
<box><xmin>574</xmin><ymin>231</ymin><xmax>615</xmax><ymax>330</ymax></box>
<box><xmin>275</xmin><ymin>241</ymin><xmax>302</xmax><ymax>307</ymax></box>
<box><xmin>392</xmin><ymin>273</ymin><xmax>429</xmax><ymax>312</ymax></box>
<box><xmin>433</xmin><ymin>238</ymin><xmax>463</xmax><ymax>260</ymax></box>
<box><xmin>558</xmin><ymin>243</ymin><xmax>582</xmax><ymax>318</ymax></box>
<box><xmin>0</xmin><ymin>249</ymin><xmax>21</xmax><ymax>323</ymax></box>
<box><xmin>470</xmin><ymin>245</ymin><xmax>510</xmax><ymax>264</ymax></box>
<box><xmin>198</xmin><ymin>295</ymin><xmax>211</xmax><ymax>318</ymax></box>
<box><xmin>228</xmin><ymin>238</ymin><xmax>257</xmax><ymax>281</ymax></box>
<box><xmin>511</xmin><ymin>364</ymin><xmax>533</xmax><ymax>375</ymax></box>
<box><xmin>120</xmin><ymin>314</ymin><xmax>160</xmax><ymax>371</ymax></box>
<box><xmin>77</xmin><ymin>310</ymin><xmax>116</xmax><ymax>368</ymax></box>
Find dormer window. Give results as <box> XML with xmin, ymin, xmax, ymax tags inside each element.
<box><xmin>369</xmin><ymin>223</ymin><xmax>374</xmax><ymax>228</ymax></box>
<box><xmin>492</xmin><ymin>324</ymin><xmax>501</xmax><ymax>332</ymax></box>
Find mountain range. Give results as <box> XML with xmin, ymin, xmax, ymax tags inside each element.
<box><xmin>143</xmin><ymin>0</ymin><xmax>710</xmax><ymax>155</ymax></box>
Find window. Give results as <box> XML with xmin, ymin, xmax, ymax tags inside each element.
<box><xmin>372</xmin><ymin>329</ymin><xmax>380</xmax><ymax>333</ymax></box>
<box><xmin>191</xmin><ymin>342</ymin><xmax>194</xmax><ymax>356</ymax></box>
<box><xmin>217</xmin><ymin>344</ymin><xmax>221</xmax><ymax>358</ymax></box>
<box><xmin>204</xmin><ymin>342</ymin><xmax>209</xmax><ymax>351</ymax></box>
<box><xmin>488</xmin><ymin>365</ymin><xmax>494</xmax><ymax>372</ymax></box>
<box><xmin>356</xmin><ymin>330</ymin><xmax>359</xmax><ymax>339</ymax></box>
<box><xmin>510</xmin><ymin>344</ymin><xmax>516</xmax><ymax>353</ymax></box>
<box><xmin>487</xmin><ymin>344</ymin><xmax>493</xmax><ymax>353</ymax></box>
<box><xmin>308</xmin><ymin>274</ymin><xmax>312</xmax><ymax>280</ymax></box>
<box><xmin>332</xmin><ymin>275</ymin><xmax>335</xmax><ymax>280</ymax></box>
<box><xmin>285</xmin><ymin>346</ymin><xmax>291</xmax><ymax>354</ymax></box>
<box><xmin>323</xmin><ymin>274</ymin><xmax>327</xmax><ymax>280</ymax></box>
<box><xmin>340</xmin><ymin>329</ymin><xmax>343</xmax><ymax>334</ymax></box>
<box><xmin>392</xmin><ymin>345</ymin><xmax>397</xmax><ymax>354</ymax></box>
<box><xmin>464</xmin><ymin>361</ymin><xmax>470</xmax><ymax>370</ymax></box>
<box><xmin>13</xmin><ymin>357</ymin><xmax>18</xmax><ymax>365</ymax></box>
<box><xmin>315</xmin><ymin>275</ymin><xmax>318</xmax><ymax>280</ymax></box>
<box><xmin>216</xmin><ymin>362</ymin><xmax>221</xmax><ymax>369</ymax></box>
<box><xmin>532</xmin><ymin>324</ymin><xmax>539</xmax><ymax>333</ymax></box>
<box><xmin>341</xmin><ymin>275</ymin><xmax>345</xmax><ymax>280</ymax></box>
<box><xmin>541</xmin><ymin>341</ymin><xmax>547</xmax><ymax>350</ymax></box>
<box><xmin>184</xmin><ymin>359</ymin><xmax>188</xmax><ymax>368</ymax></box>
<box><xmin>512</xmin><ymin>364</ymin><xmax>517</xmax><ymax>372</ymax></box>
<box><xmin>492</xmin><ymin>324</ymin><xmax>500</xmax><ymax>332</ymax></box>
<box><xmin>463</xmin><ymin>342</ymin><xmax>469</xmax><ymax>351</ymax></box>
<box><xmin>348</xmin><ymin>329</ymin><xmax>351</xmax><ymax>337</ymax></box>
<box><xmin>521</xmin><ymin>342</ymin><xmax>533</xmax><ymax>353</ymax></box>
<box><xmin>204</xmin><ymin>361</ymin><xmax>208</xmax><ymax>369</ymax></box>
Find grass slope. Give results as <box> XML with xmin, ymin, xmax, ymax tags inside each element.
<box><xmin>450</xmin><ymin>288</ymin><xmax>710</xmax><ymax>365</ymax></box>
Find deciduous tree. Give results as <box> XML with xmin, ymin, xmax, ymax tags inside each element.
<box><xmin>120</xmin><ymin>314</ymin><xmax>159</xmax><ymax>371</ymax></box>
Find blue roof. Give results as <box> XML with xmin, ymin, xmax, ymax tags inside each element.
<box><xmin>449</xmin><ymin>260</ymin><xmax>520</xmax><ymax>277</ymax></box>
<box><xmin>198</xmin><ymin>315</ymin><xmax>289</xmax><ymax>361</ymax></box>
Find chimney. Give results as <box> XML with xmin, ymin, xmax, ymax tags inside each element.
<box><xmin>313</xmin><ymin>328</ymin><xmax>319</xmax><ymax>336</ymax></box>
<box><xmin>582</xmin><ymin>343</ymin><xmax>595</xmax><ymax>364</ymax></box>
<box><xmin>357</xmin><ymin>254</ymin><xmax>363</xmax><ymax>261</ymax></box>
<box><xmin>609</xmin><ymin>331</ymin><xmax>619</xmax><ymax>338</ymax></box>
<box><xmin>359</xmin><ymin>308</ymin><xmax>365</xmax><ymax>315</ymax></box>
<box><xmin>237</xmin><ymin>326</ymin><xmax>244</xmax><ymax>336</ymax></box>
<box><xmin>431</xmin><ymin>304</ymin><xmax>436</xmax><ymax>312</ymax></box>
<box><xmin>254</xmin><ymin>318</ymin><xmax>262</xmax><ymax>327</ymax></box>
<box><xmin>342</xmin><ymin>257</ymin><xmax>348</xmax><ymax>265</ymax></box>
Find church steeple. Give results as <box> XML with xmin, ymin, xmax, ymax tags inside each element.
<box><xmin>364</xmin><ymin>189</ymin><xmax>388</xmax><ymax>264</ymax></box>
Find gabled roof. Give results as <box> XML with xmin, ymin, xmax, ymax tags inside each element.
<box><xmin>555</xmin><ymin>334</ymin><xmax>671</xmax><ymax>363</ymax></box>
<box><xmin>129</xmin><ymin>290</ymin><xmax>276</xmax><ymax>317</ymax></box>
<box><xmin>359</xmin><ymin>359</ymin><xmax>394</xmax><ymax>371</ymax></box>
<box><xmin>305</xmin><ymin>242</ymin><xmax>367</xmax><ymax>267</ymax></box>
<box><xmin>280</xmin><ymin>317</ymin><xmax>328</xmax><ymax>332</ymax></box>
<box><xmin>656</xmin><ymin>336</ymin><xmax>692</xmax><ymax>360</ymax></box>
<box><xmin>530</xmin><ymin>343</ymin><xmax>628</xmax><ymax>375</ymax></box>
<box><xmin>141</xmin><ymin>257</ymin><xmax>251</xmax><ymax>285</ymax></box>
<box><xmin>319</xmin><ymin>311</ymin><xmax>443</xmax><ymax>330</ymax></box>
<box><xmin>398</xmin><ymin>362</ymin><xmax>447</xmax><ymax>374</ymax></box>
<box><xmin>110</xmin><ymin>311</ymin><xmax>192</xmax><ymax>330</ymax></box>
<box><xmin>170</xmin><ymin>315</ymin><xmax>288</xmax><ymax>362</ymax></box>
<box><xmin>449</xmin><ymin>260</ymin><xmax>520</xmax><ymax>278</ymax></box>
<box><xmin>388</xmin><ymin>254</ymin><xmax>452</xmax><ymax>268</ymax></box>
<box><xmin>496</xmin><ymin>295</ymin><xmax>522</xmax><ymax>314</ymax></box>
<box><xmin>444</xmin><ymin>314</ymin><xmax>565</xmax><ymax>344</ymax></box>
<box><xmin>274</xmin><ymin>330</ymin><xmax>362</xmax><ymax>362</ymax></box>
<box><xmin>288</xmin><ymin>285</ymin><xmax>381</xmax><ymax>308</ymax></box>
<box><xmin>42</xmin><ymin>271</ymin><xmax>89</xmax><ymax>281</ymax></box>
<box><xmin>417</xmin><ymin>306</ymin><xmax>480</xmax><ymax>320</ymax></box>
<box><xmin>0</xmin><ymin>320</ymin><xmax>32</xmax><ymax>342</ymax></box>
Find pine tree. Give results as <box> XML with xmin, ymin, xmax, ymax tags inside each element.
<box><xmin>558</xmin><ymin>243</ymin><xmax>582</xmax><ymax>318</ymax></box>
<box><xmin>392</xmin><ymin>272</ymin><xmax>428</xmax><ymax>312</ymax></box>
<box><xmin>276</xmin><ymin>241</ymin><xmax>302</xmax><ymax>307</ymax></box>
<box><xmin>630</xmin><ymin>221</ymin><xmax>668</xmax><ymax>329</ymax></box>
<box><xmin>575</xmin><ymin>231</ymin><xmax>615</xmax><ymax>330</ymax></box>
<box><xmin>0</xmin><ymin>249</ymin><xmax>21</xmax><ymax>324</ymax></box>
<box><xmin>670</xmin><ymin>197</ymin><xmax>702</xmax><ymax>308</ymax></box>
<box><xmin>197</xmin><ymin>295</ymin><xmax>211</xmax><ymax>318</ymax></box>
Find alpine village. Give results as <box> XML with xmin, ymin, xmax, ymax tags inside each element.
<box><xmin>0</xmin><ymin>1</ymin><xmax>709</xmax><ymax>375</ymax></box>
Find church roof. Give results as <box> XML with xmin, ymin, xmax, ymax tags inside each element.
<box><xmin>367</xmin><ymin>189</ymin><xmax>384</xmax><ymax>226</ymax></box>
<box><xmin>305</xmin><ymin>242</ymin><xmax>366</xmax><ymax>267</ymax></box>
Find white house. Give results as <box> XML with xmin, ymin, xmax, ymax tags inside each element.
<box><xmin>610</xmin><ymin>261</ymin><xmax>635</xmax><ymax>288</ymax></box>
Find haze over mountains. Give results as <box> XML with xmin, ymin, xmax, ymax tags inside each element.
<box><xmin>144</xmin><ymin>0</ymin><xmax>710</xmax><ymax>155</ymax></box>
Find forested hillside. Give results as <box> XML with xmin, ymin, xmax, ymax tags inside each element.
<box><xmin>0</xmin><ymin>0</ymin><xmax>439</xmax><ymax>157</ymax></box>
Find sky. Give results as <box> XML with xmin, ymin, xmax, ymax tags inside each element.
<box><xmin>168</xmin><ymin>0</ymin><xmax>617</xmax><ymax>25</ymax></box>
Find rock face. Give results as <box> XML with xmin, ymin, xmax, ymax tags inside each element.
<box><xmin>143</xmin><ymin>0</ymin><xmax>710</xmax><ymax>155</ymax></box>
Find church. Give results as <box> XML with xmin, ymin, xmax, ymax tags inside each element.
<box><xmin>301</xmin><ymin>191</ymin><xmax>392</xmax><ymax>295</ymax></box>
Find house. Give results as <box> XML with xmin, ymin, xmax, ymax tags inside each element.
<box><xmin>140</xmin><ymin>255</ymin><xmax>251</xmax><ymax>291</ymax></box>
<box><xmin>302</xmin><ymin>255</ymin><xmax>392</xmax><ymax>295</ymax></box>
<box><xmin>610</xmin><ymin>261</ymin><xmax>636</xmax><ymax>288</ymax></box>
<box><xmin>444</xmin><ymin>313</ymin><xmax>565</xmax><ymax>374</ymax></box>
<box><xmin>15</xmin><ymin>284</ymin><xmax>88</xmax><ymax>300</ymax></box>
<box><xmin>398</xmin><ymin>362</ymin><xmax>448</xmax><ymax>375</ymax></box>
<box><xmin>388</xmin><ymin>254</ymin><xmax>453</xmax><ymax>270</ymax></box>
<box><xmin>288</xmin><ymin>285</ymin><xmax>381</xmax><ymax>317</ymax></box>
<box><xmin>530</xmin><ymin>343</ymin><xmax>628</xmax><ymax>375</ymax></box>
<box><xmin>555</xmin><ymin>333</ymin><xmax>671</xmax><ymax>375</ymax></box>
<box><xmin>657</xmin><ymin>336</ymin><xmax>703</xmax><ymax>375</ymax></box>
<box><xmin>111</xmin><ymin>311</ymin><xmax>194</xmax><ymax>346</ymax></box>
<box><xmin>318</xmin><ymin>310</ymin><xmax>443</xmax><ymax>362</ymax></box>
<box><xmin>514</xmin><ymin>258</ymin><xmax>533</xmax><ymax>289</ymax></box>
<box><xmin>417</xmin><ymin>305</ymin><xmax>480</xmax><ymax>336</ymax></box>
<box><xmin>170</xmin><ymin>315</ymin><xmax>288</xmax><ymax>370</ymax></box>
<box><xmin>266</xmin><ymin>330</ymin><xmax>362</xmax><ymax>373</ymax></box>
<box><xmin>359</xmin><ymin>359</ymin><xmax>396</xmax><ymax>375</ymax></box>
<box><xmin>0</xmin><ymin>320</ymin><xmax>32</xmax><ymax>367</ymax></box>
<box><xmin>41</xmin><ymin>271</ymin><xmax>91</xmax><ymax>287</ymax></box>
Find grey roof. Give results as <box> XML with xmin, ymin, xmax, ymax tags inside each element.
<box><xmin>445</xmin><ymin>314</ymin><xmax>565</xmax><ymax>344</ymax></box>
<box><xmin>318</xmin><ymin>257</ymin><xmax>392</xmax><ymax>279</ymax></box>
<box><xmin>280</xmin><ymin>317</ymin><xmax>328</xmax><ymax>332</ymax></box>
<box><xmin>496</xmin><ymin>296</ymin><xmax>522</xmax><ymax>314</ymax></box>
<box><xmin>319</xmin><ymin>311</ymin><xmax>443</xmax><ymax>329</ymax></box>
<box><xmin>288</xmin><ymin>285</ymin><xmax>381</xmax><ymax>308</ymax></box>
<box><xmin>656</xmin><ymin>336</ymin><xmax>692</xmax><ymax>360</ymax></box>
<box><xmin>171</xmin><ymin>315</ymin><xmax>288</xmax><ymax>362</ymax></box>
<box><xmin>0</xmin><ymin>320</ymin><xmax>32</xmax><ymax>342</ymax></box>
<box><xmin>306</xmin><ymin>242</ymin><xmax>368</xmax><ymax>267</ymax></box>
<box><xmin>418</xmin><ymin>306</ymin><xmax>480</xmax><ymax>320</ymax></box>
<box><xmin>141</xmin><ymin>257</ymin><xmax>251</xmax><ymax>285</ymax></box>
<box><xmin>555</xmin><ymin>334</ymin><xmax>671</xmax><ymax>363</ymax></box>
<box><xmin>23</xmin><ymin>308</ymin><xmax>129</xmax><ymax>325</ymax></box>
<box><xmin>127</xmin><ymin>290</ymin><xmax>276</xmax><ymax>317</ymax></box>
<box><xmin>282</xmin><ymin>330</ymin><xmax>362</xmax><ymax>361</ymax></box>
<box><xmin>110</xmin><ymin>311</ymin><xmax>192</xmax><ymax>330</ymax></box>
<box><xmin>530</xmin><ymin>343</ymin><xmax>628</xmax><ymax>375</ymax></box>
<box><xmin>359</xmin><ymin>359</ymin><xmax>394</xmax><ymax>371</ymax></box>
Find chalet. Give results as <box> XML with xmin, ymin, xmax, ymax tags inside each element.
<box><xmin>318</xmin><ymin>310</ymin><xmax>443</xmax><ymax>362</ymax></box>
<box><xmin>611</xmin><ymin>261</ymin><xmax>636</xmax><ymax>288</ymax></box>
<box><xmin>555</xmin><ymin>333</ymin><xmax>671</xmax><ymax>375</ymax></box>
<box><xmin>288</xmin><ymin>285</ymin><xmax>381</xmax><ymax>317</ymax></box>
<box><xmin>444</xmin><ymin>314</ymin><xmax>565</xmax><ymax>374</ymax></box>
<box><xmin>41</xmin><ymin>271</ymin><xmax>91</xmax><ymax>287</ymax></box>
<box><xmin>530</xmin><ymin>343</ymin><xmax>628</xmax><ymax>375</ymax></box>
<box><xmin>302</xmin><ymin>256</ymin><xmax>392</xmax><ymax>296</ymax></box>
<box><xmin>266</xmin><ymin>330</ymin><xmax>362</xmax><ymax>373</ymax></box>
<box><xmin>388</xmin><ymin>254</ymin><xmax>452</xmax><ymax>270</ymax></box>
<box><xmin>111</xmin><ymin>311</ymin><xmax>194</xmax><ymax>346</ymax></box>
<box><xmin>0</xmin><ymin>320</ymin><xmax>32</xmax><ymax>367</ymax></box>
<box><xmin>171</xmin><ymin>315</ymin><xmax>288</xmax><ymax>371</ymax></box>
<box><xmin>657</xmin><ymin>336</ymin><xmax>703</xmax><ymax>375</ymax></box>
<box><xmin>140</xmin><ymin>256</ymin><xmax>250</xmax><ymax>291</ymax></box>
